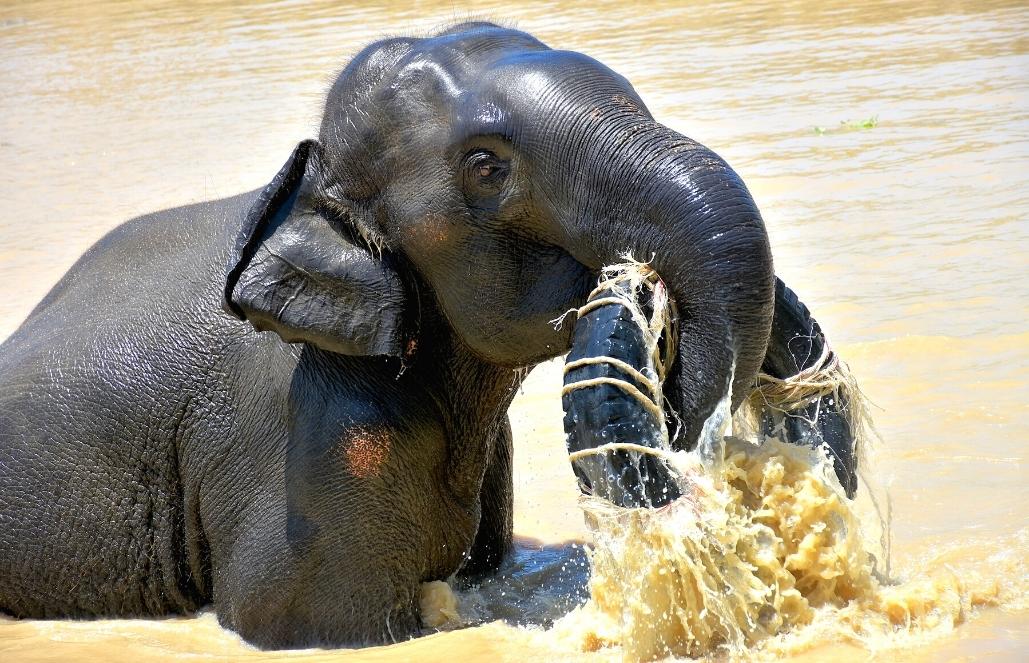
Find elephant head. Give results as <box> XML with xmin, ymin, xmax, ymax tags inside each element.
<box><xmin>223</xmin><ymin>22</ymin><xmax>774</xmax><ymax>455</ymax></box>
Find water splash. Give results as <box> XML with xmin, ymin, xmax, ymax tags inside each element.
<box><xmin>545</xmin><ymin>434</ymin><xmax>1020</xmax><ymax>661</ymax></box>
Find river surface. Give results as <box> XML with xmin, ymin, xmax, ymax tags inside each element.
<box><xmin>1</xmin><ymin>0</ymin><xmax>1026</xmax><ymax>660</ymax></box>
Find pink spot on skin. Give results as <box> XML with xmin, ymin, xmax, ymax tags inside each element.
<box><xmin>340</xmin><ymin>427</ymin><xmax>391</xmax><ymax>479</ymax></box>
<box><xmin>405</xmin><ymin>214</ymin><xmax>450</xmax><ymax>246</ymax></box>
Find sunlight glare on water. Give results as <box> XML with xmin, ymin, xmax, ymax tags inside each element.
<box><xmin>1</xmin><ymin>0</ymin><xmax>1027</xmax><ymax>660</ymax></box>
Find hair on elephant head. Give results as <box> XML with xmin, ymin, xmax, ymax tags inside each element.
<box><xmin>224</xmin><ymin>22</ymin><xmax>776</xmax><ymax>450</ymax></box>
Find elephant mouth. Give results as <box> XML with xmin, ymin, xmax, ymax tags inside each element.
<box><xmin>560</xmin><ymin>260</ymin><xmax>683</xmax><ymax>508</ymax></box>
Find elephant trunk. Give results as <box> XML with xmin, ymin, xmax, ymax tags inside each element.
<box><xmin>557</xmin><ymin>121</ymin><xmax>775</xmax><ymax>506</ymax></box>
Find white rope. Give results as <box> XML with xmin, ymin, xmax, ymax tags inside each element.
<box><xmin>562</xmin><ymin>377</ymin><xmax>665</xmax><ymax>423</ymax></box>
<box><xmin>563</xmin><ymin>256</ymin><xmax>677</xmax><ymax>456</ymax></box>
<box><xmin>751</xmin><ymin>333</ymin><xmax>850</xmax><ymax>412</ymax></box>
<box><xmin>564</xmin><ymin>356</ymin><xmax>659</xmax><ymax>401</ymax></box>
<box><xmin>577</xmin><ymin>296</ymin><xmax>633</xmax><ymax>318</ymax></box>
<box><xmin>567</xmin><ymin>441</ymin><xmax>680</xmax><ymax>463</ymax></box>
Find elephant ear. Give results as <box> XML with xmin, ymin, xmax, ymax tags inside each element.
<box><xmin>223</xmin><ymin>140</ymin><xmax>411</xmax><ymax>357</ymax></box>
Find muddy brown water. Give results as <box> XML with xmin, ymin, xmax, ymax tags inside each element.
<box><xmin>1</xmin><ymin>0</ymin><xmax>1026</xmax><ymax>660</ymax></box>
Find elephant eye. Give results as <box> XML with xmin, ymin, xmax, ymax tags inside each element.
<box><xmin>462</xmin><ymin>150</ymin><xmax>509</xmax><ymax>195</ymax></box>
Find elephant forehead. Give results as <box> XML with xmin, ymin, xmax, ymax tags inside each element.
<box><xmin>380</xmin><ymin>27</ymin><xmax>545</xmax><ymax>97</ymax></box>
<box><xmin>408</xmin><ymin>24</ymin><xmax>549</xmax><ymax>70</ymax></box>
<box><xmin>327</xmin><ymin>27</ymin><xmax>650</xmax><ymax>154</ymax></box>
<box><xmin>486</xmin><ymin>50</ymin><xmax>634</xmax><ymax>93</ymax></box>
<box><xmin>448</xmin><ymin>50</ymin><xmax>652</xmax><ymax>143</ymax></box>
<box><xmin>371</xmin><ymin>31</ymin><xmax>642</xmax><ymax>118</ymax></box>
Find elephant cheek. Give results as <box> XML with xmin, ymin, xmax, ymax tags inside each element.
<box><xmin>337</xmin><ymin>426</ymin><xmax>392</xmax><ymax>479</ymax></box>
<box><xmin>403</xmin><ymin>213</ymin><xmax>454</xmax><ymax>249</ymax></box>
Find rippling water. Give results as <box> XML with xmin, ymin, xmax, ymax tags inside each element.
<box><xmin>1</xmin><ymin>0</ymin><xmax>1027</xmax><ymax>660</ymax></box>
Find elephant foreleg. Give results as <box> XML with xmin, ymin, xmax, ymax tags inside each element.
<box><xmin>458</xmin><ymin>418</ymin><xmax>513</xmax><ymax>577</ymax></box>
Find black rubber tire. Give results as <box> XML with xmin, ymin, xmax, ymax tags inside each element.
<box><xmin>562</xmin><ymin>288</ymin><xmax>681</xmax><ymax>508</ymax></box>
<box><xmin>761</xmin><ymin>278</ymin><xmax>858</xmax><ymax>497</ymax></box>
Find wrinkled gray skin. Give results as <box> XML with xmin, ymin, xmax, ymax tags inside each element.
<box><xmin>0</xmin><ymin>23</ymin><xmax>782</xmax><ymax>648</ymax></box>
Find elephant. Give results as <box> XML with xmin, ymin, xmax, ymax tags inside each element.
<box><xmin>0</xmin><ymin>22</ymin><xmax>854</xmax><ymax>649</ymax></box>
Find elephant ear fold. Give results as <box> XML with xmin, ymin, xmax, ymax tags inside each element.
<box><xmin>223</xmin><ymin>140</ymin><xmax>411</xmax><ymax>358</ymax></box>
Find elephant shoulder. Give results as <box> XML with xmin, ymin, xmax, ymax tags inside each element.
<box><xmin>0</xmin><ymin>191</ymin><xmax>264</xmax><ymax>394</ymax></box>
<box><xmin>13</xmin><ymin>192</ymin><xmax>256</xmax><ymax>337</ymax></box>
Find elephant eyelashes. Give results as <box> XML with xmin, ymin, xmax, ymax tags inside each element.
<box><xmin>462</xmin><ymin>150</ymin><xmax>509</xmax><ymax>197</ymax></box>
